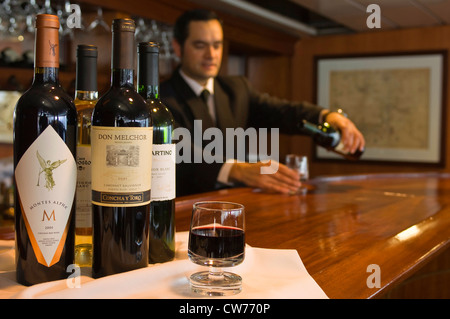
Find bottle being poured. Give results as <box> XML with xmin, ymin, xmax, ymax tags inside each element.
<box><xmin>300</xmin><ymin>109</ymin><xmax>364</xmax><ymax>160</ymax></box>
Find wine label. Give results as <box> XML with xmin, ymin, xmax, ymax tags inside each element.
<box><xmin>91</xmin><ymin>126</ymin><xmax>153</xmax><ymax>207</ymax></box>
<box><xmin>151</xmin><ymin>144</ymin><xmax>175</xmax><ymax>201</ymax></box>
<box><xmin>334</xmin><ymin>141</ymin><xmax>350</xmax><ymax>154</ymax></box>
<box><xmin>15</xmin><ymin>126</ymin><xmax>76</xmax><ymax>267</ymax></box>
<box><xmin>76</xmin><ymin>145</ymin><xmax>92</xmax><ymax>228</ymax></box>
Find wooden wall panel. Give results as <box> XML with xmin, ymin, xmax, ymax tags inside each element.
<box><xmin>247</xmin><ymin>55</ymin><xmax>294</xmax><ymax>162</ymax></box>
<box><xmin>291</xmin><ymin>25</ymin><xmax>450</xmax><ymax>178</ymax></box>
<box><xmin>381</xmin><ymin>246</ymin><xmax>450</xmax><ymax>299</ymax></box>
<box><xmin>247</xmin><ymin>55</ymin><xmax>292</xmax><ymax>99</ymax></box>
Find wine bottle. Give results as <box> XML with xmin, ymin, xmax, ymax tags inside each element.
<box><xmin>137</xmin><ymin>42</ymin><xmax>176</xmax><ymax>264</ymax></box>
<box><xmin>13</xmin><ymin>14</ymin><xmax>77</xmax><ymax>286</ymax></box>
<box><xmin>74</xmin><ymin>44</ymin><xmax>98</xmax><ymax>267</ymax></box>
<box><xmin>91</xmin><ymin>19</ymin><xmax>153</xmax><ymax>278</ymax></box>
<box><xmin>301</xmin><ymin>120</ymin><xmax>364</xmax><ymax>160</ymax></box>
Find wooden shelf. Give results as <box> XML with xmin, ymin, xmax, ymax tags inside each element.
<box><xmin>78</xmin><ymin>0</ymin><xmax>298</xmax><ymax>55</ymax></box>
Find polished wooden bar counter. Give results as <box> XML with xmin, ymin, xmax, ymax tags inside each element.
<box><xmin>1</xmin><ymin>172</ymin><xmax>449</xmax><ymax>298</ymax></box>
<box><xmin>174</xmin><ymin>172</ymin><xmax>450</xmax><ymax>299</ymax></box>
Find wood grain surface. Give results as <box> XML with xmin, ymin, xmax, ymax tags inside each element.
<box><xmin>2</xmin><ymin>172</ymin><xmax>449</xmax><ymax>298</ymax></box>
<box><xmin>175</xmin><ymin>172</ymin><xmax>450</xmax><ymax>298</ymax></box>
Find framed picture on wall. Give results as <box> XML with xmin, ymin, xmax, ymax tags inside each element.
<box><xmin>315</xmin><ymin>52</ymin><xmax>446</xmax><ymax>165</ymax></box>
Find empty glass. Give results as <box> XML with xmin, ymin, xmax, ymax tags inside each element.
<box><xmin>87</xmin><ymin>7</ymin><xmax>109</xmax><ymax>32</ymax></box>
<box><xmin>285</xmin><ymin>154</ymin><xmax>309</xmax><ymax>194</ymax></box>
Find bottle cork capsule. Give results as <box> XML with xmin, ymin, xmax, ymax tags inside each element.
<box><xmin>35</xmin><ymin>14</ymin><xmax>60</xmax><ymax>68</ymax></box>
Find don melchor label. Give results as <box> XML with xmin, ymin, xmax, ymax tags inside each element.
<box><xmin>91</xmin><ymin>126</ymin><xmax>153</xmax><ymax>207</ymax></box>
<box><xmin>15</xmin><ymin>126</ymin><xmax>76</xmax><ymax>267</ymax></box>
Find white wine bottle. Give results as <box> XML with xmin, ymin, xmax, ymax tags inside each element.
<box><xmin>74</xmin><ymin>44</ymin><xmax>98</xmax><ymax>267</ymax></box>
<box><xmin>13</xmin><ymin>14</ymin><xmax>77</xmax><ymax>286</ymax></box>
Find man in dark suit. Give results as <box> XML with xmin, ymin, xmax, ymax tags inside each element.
<box><xmin>160</xmin><ymin>9</ymin><xmax>365</xmax><ymax>197</ymax></box>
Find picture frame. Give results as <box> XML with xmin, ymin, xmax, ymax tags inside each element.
<box><xmin>315</xmin><ymin>52</ymin><xmax>446</xmax><ymax>165</ymax></box>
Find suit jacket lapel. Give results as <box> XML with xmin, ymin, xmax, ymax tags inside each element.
<box><xmin>214</xmin><ymin>79</ymin><xmax>235</xmax><ymax>130</ymax></box>
<box><xmin>188</xmin><ymin>97</ymin><xmax>215</xmax><ymax>129</ymax></box>
<box><xmin>170</xmin><ymin>71</ymin><xmax>215</xmax><ymax>130</ymax></box>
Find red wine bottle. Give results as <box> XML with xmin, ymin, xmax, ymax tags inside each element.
<box><xmin>13</xmin><ymin>14</ymin><xmax>77</xmax><ymax>286</ymax></box>
<box><xmin>91</xmin><ymin>19</ymin><xmax>153</xmax><ymax>278</ymax></box>
<box><xmin>137</xmin><ymin>42</ymin><xmax>175</xmax><ymax>264</ymax></box>
<box><xmin>301</xmin><ymin>120</ymin><xmax>364</xmax><ymax>160</ymax></box>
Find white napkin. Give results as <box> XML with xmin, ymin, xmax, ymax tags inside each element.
<box><xmin>0</xmin><ymin>233</ymin><xmax>328</xmax><ymax>299</ymax></box>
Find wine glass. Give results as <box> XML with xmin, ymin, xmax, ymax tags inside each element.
<box><xmin>188</xmin><ymin>201</ymin><xmax>245</xmax><ymax>296</ymax></box>
<box><xmin>134</xmin><ymin>18</ymin><xmax>149</xmax><ymax>43</ymax></box>
<box><xmin>87</xmin><ymin>7</ymin><xmax>109</xmax><ymax>32</ymax></box>
<box><xmin>286</xmin><ymin>154</ymin><xmax>309</xmax><ymax>194</ymax></box>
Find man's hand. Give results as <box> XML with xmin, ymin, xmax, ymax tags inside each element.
<box><xmin>228</xmin><ymin>161</ymin><xmax>301</xmax><ymax>194</ymax></box>
<box><xmin>323</xmin><ymin>111</ymin><xmax>365</xmax><ymax>154</ymax></box>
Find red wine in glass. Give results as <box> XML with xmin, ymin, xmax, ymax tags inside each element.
<box><xmin>188</xmin><ymin>225</ymin><xmax>245</xmax><ymax>267</ymax></box>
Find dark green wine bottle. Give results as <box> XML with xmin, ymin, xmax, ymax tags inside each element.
<box><xmin>138</xmin><ymin>42</ymin><xmax>176</xmax><ymax>263</ymax></box>
<box><xmin>301</xmin><ymin>120</ymin><xmax>364</xmax><ymax>160</ymax></box>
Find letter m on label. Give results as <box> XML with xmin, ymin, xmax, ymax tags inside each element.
<box><xmin>42</xmin><ymin>210</ymin><xmax>56</xmax><ymax>221</ymax></box>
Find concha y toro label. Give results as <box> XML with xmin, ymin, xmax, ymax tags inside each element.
<box><xmin>91</xmin><ymin>126</ymin><xmax>153</xmax><ymax>207</ymax></box>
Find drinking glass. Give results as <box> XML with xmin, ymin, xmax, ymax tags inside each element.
<box><xmin>188</xmin><ymin>201</ymin><xmax>245</xmax><ymax>296</ymax></box>
<box><xmin>286</xmin><ymin>154</ymin><xmax>309</xmax><ymax>194</ymax></box>
<box><xmin>87</xmin><ymin>7</ymin><xmax>109</xmax><ymax>32</ymax></box>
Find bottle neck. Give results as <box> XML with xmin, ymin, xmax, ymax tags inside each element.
<box><xmin>300</xmin><ymin>120</ymin><xmax>340</xmax><ymax>148</ymax></box>
<box><xmin>138</xmin><ymin>84</ymin><xmax>159</xmax><ymax>100</ymax></box>
<box><xmin>111</xmin><ymin>22</ymin><xmax>135</xmax><ymax>89</ymax></box>
<box><xmin>111</xmin><ymin>68</ymin><xmax>135</xmax><ymax>88</ymax></box>
<box><xmin>33</xmin><ymin>21</ymin><xmax>59</xmax><ymax>84</ymax></box>
<box><xmin>301</xmin><ymin>120</ymin><xmax>324</xmax><ymax>135</ymax></box>
<box><xmin>34</xmin><ymin>16</ymin><xmax>59</xmax><ymax>83</ymax></box>
<box><xmin>76</xmin><ymin>48</ymin><xmax>98</xmax><ymax>93</ymax></box>
<box><xmin>34</xmin><ymin>67</ymin><xmax>59</xmax><ymax>84</ymax></box>
<box><xmin>137</xmin><ymin>48</ymin><xmax>159</xmax><ymax>100</ymax></box>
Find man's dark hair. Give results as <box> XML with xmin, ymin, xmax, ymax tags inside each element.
<box><xmin>173</xmin><ymin>9</ymin><xmax>222</xmax><ymax>47</ymax></box>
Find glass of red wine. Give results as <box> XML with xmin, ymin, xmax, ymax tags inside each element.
<box><xmin>188</xmin><ymin>201</ymin><xmax>245</xmax><ymax>296</ymax></box>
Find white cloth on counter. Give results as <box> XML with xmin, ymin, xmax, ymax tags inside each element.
<box><xmin>0</xmin><ymin>232</ymin><xmax>328</xmax><ymax>299</ymax></box>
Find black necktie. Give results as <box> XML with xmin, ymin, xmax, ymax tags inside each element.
<box><xmin>200</xmin><ymin>89</ymin><xmax>210</xmax><ymax>105</ymax></box>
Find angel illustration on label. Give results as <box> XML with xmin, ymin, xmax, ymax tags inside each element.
<box><xmin>37</xmin><ymin>151</ymin><xmax>67</xmax><ymax>190</ymax></box>
<box><xmin>49</xmin><ymin>40</ymin><xmax>58</xmax><ymax>57</ymax></box>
